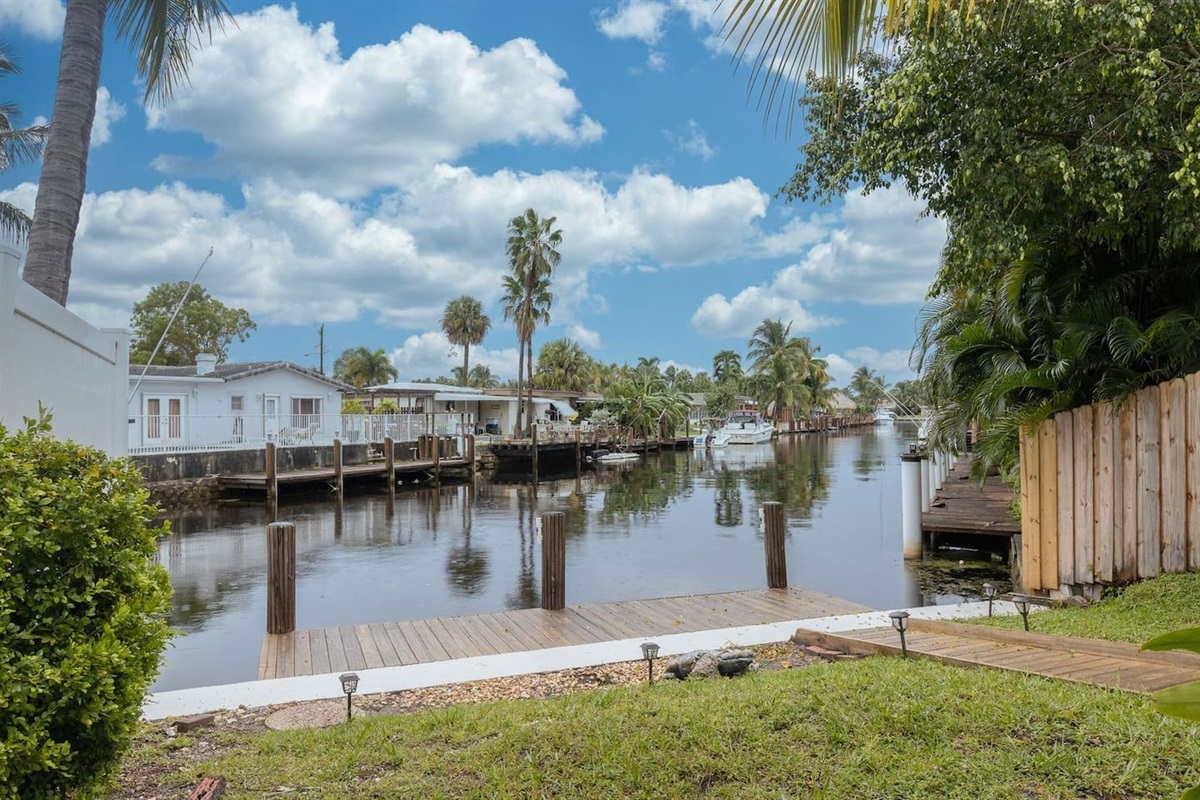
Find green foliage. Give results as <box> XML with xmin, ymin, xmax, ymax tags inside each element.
<box><xmin>441</xmin><ymin>296</ymin><xmax>491</xmax><ymax>387</ymax></box>
<box><xmin>746</xmin><ymin>319</ymin><xmax>826</xmax><ymax>419</ymax></box>
<box><xmin>374</xmin><ymin>399</ymin><xmax>401</xmax><ymax>414</ymax></box>
<box><xmin>535</xmin><ymin>338</ymin><xmax>596</xmax><ymax>392</ymax></box>
<box><xmin>0</xmin><ymin>47</ymin><xmax>47</xmax><ymax>245</ymax></box>
<box><xmin>602</xmin><ymin>373</ymin><xmax>690</xmax><ymax>440</ymax></box>
<box><xmin>0</xmin><ymin>415</ymin><xmax>171</xmax><ymax>798</ymax></box>
<box><xmin>703</xmin><ymin>381</ymin><xmax>740</xmax><ymax>420</ymax></box>
<box><xmin>1141</xmin><ymin>626</ymin><xmax>1200</xmax><ymax>797</ymax></box>
<box><xmin>332</xmin><ymin>347</ymin><xmax>397</xmax><ymax>389</ymax></box>
<box><xmin>129</xmin><ymin>282</ymin><xmax>256</xmax><ymax>365</ymax></box>
<box><xmin>340</xmin><ymin>399</ymin><xmax>366</xmax><ymax>415</ymax></box>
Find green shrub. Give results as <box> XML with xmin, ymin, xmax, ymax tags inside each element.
<box><xmin>375</xmin><ymin>399</ymin><xmax>401</xmax><ymax>414</ymax></box>
<box><xmin>340</xmin><ymin>399</ymin><xmax>367</xmax><ymax>414</ymax></box>
<box><xmin>0</xmin><ymin>415</ymin><xmax>171</xmax><ymax>798</ymax></box>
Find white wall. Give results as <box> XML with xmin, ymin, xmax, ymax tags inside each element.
<box><xmin>0</xmin><ymin>248</ymin><xmax>128</xmax><ymax>455</ymax></box>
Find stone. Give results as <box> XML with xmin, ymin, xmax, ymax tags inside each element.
<box><xmin>264</xmin><ymin>700</ymin><xmax>366</xmax><ymax>730</ymax></box>
<box><xmin>664</xmin><ymin>648</ymin><xmax>755</xmax><ymax>680</ymax></box>
<box><xmin>175</xmin><ymin>713</ymin><xmax>215</xmax><ymax>733</ymax></box>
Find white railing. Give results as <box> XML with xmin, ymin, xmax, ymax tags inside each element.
<box><xmin>127</xmin><ymin>413</ymin><xmax>474</xmax><ymax>455</ymax></box>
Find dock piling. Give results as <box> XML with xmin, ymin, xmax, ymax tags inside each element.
<box><xmin>267</xmin><ymin>522</ymin><xmax>296</xmax><ymax>634</ymax></box>
<box><xmin>762</xmin><ymin>501</ymin><xmax>787</xmax><ymax>588</ymax></box>
<box><xmin>332</xmin><ymin>438</ymin><xmax>344</xmax><ymax>494</ymax></box>
<box><xmin>541</xmin><ymin>511</ymin><xmax>566</xmax><ymax>610</ymax></box>
<box><xmin>265</xmin><ymin>441</ymin><xmax>277</xmax><ymax>505</ymax></box>
<box><xmin>920</xmin><ymin>452</ymin><xmax>932</xmax><ymax>513</ymax></box>
<box><xmin>385</xmin><ymin>436</ymin><xmax>395</xmax><ymax>490</ymax></box>
<box><xmin>900</xmin><ymin>451</ymin><xmax>924</xmax><ymax>559</ymax></box>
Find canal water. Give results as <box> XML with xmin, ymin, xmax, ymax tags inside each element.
<box><xmin>154</xmin><ymin>423</ymin><xmax>1006</xmax><ymax>691</ymax></box>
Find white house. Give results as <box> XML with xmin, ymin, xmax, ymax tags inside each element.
<box><xmin>128</xmin><ymin>354</ymin><xmax>350</xmax><ymax>453</ymax></box>
<box><xmin>353</xmin><ymin>381</ymin><xmax>579</xmax><ymax>437</ymax></box>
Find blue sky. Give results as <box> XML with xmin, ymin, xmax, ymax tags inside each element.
<box><xmin>1</xmin><ymin>0</ymin><xmax>944</xmax><ymax>386</ymax></box>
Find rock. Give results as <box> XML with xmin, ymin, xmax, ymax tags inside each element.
<box><xmin>664</xmin><ymin>648</ymin><xmax>755</xmax><ymax>680</ymax></box>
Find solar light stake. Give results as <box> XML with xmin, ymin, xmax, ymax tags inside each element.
<box><xmin>641</xmin><ymin>641</ymin><xmax>660</xmax><ymax>684</ymax></box>
<box><xmin>889</xmin><ymin>611</ymin><xmax>911</xmax><ymax>658</ymax></box>
<box><xmin>1012</xmin><ymin>596</ymin><xmax>1031</xmax><ymax>631</ymax></box>
<box><xmin>339</xmin><ymin>672</ymin><xmax>359</xmax><ymax>721</ymax></box>
<box><xmin>982</xmin><ymin>582</ymin><xmax>998</xmax><ymax>617</ymax></box>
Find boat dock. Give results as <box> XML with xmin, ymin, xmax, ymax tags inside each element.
<box><xmin>923</xmin><ymin>458</ymin><xmax>1020</xmax><ymax>553</ymax></box>
<box><xmin>258</xmin><ymin>587</ymin><xmax>869</xmax><ymax>680</ymax></box>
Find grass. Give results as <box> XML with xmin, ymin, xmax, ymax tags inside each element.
<box><xmin>969</xmin><ymin>573</ymin><xmax>1200</xmax><ymax>644</ymax></box>
<box><xmin>150</xmin><ymin>658</ymin><xmax>1200</xmax><ymax>799</ymax></box>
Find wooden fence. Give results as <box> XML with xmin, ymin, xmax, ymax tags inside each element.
<box><xmin>1019</xmin><ymin>374</ymin><xmax>1200</xmax><ymax>592</ymax></box>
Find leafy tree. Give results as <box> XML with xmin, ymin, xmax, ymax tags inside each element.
<box><xmin>890</xmin><ymin>379</ymin><xmax>925</xmax><ymax>415</ymax></box>
<box><xmin>704</xmin><ymin>380</ymin><xmax>740</xmax><ymax>421</ymax></box>
<box><xmin>747</xmin><ymin>319</ymin><xmax>810</xmax><ymax>420</ymax></box>
<box><xmin>504</xmin><ymin>208</ymin><xmax>562</xmax><ymax>436</ymax></box>
<box><xmin>440</xmin><ymin>295</ymin><xmax>491</xmax><ymax>388</ymax></box>
<box><xmin>0</xmin><ymin>414</ymin><xmax>171</xmax><ymax>797</ymax></box>
<box><xmin>535</xmin><ymin>338</ymin><xmax>594</xmax><ymax>392</ymax></box>
<box><xmin>129</xmin><ymin>281</ymin><xmax>255</xmax><ymax>365</ymax></box>
<box><xmin>333</xmin><ymin>346</ymin><xmax>397</xmax><ymax>389</ymax></box>
<box><xmin>0</xmin><ymin>48</ymin><xmax>47</xmax><ymax>244</ymax></box>
<box><xmin>712</xmin><ymin>350</ymin><xmax>743</xmax><ymax>386</ymax></box>
<box><xmin>794</xmin><ymin>0</ymin><xmax>1200</xmax><ymax>475</ymax></box>
<box><xmin>848</xmin><ymin>367</ymin><xmax>886</xmax><ymax>414</ymax></box>
<box><xmin>603</xmin><ymin>372</ymin><xmax>690</xmax><ymax>440</ymax></box>
<box><xmin>691</xmin><ymin>370</ymin><xmax>714</xmax><ymax>392</ymax></box>
<box><xmin>22</xmin><ymin>0</ymin><xmax>233</xmax><ymax>305</ymax></box>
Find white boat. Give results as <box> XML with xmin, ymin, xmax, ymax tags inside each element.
<box><xmin>692</xmin><ymin>427</ymin><xmax>731</xmax><ymax>449</ymax></box>
<box><xmin>875</xmin><ymin>409</ymin><xmax>896</xmax><ymax>425</ymax></box>
<box><xmin>590</xmin><ymin>450</ymin><xmax>641</xmax><ymax>464</ymax></box>
<box><xmin>721</xmin><ymin>410</ymin><xmax>775</xmax><ymax>445</ymax></box>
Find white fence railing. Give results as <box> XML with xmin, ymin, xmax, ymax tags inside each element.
<box><xmin>127</xmin><ymin>413</ymin><xmax>474</xmax><ymax>455</ymax></box>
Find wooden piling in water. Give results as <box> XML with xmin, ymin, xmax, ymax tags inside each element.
<box><xmin>541</xmin><ymin>511</ymin><xmax>566</xmax><ymax>610</ymax></box>
<box><xmin>433</xmin><ymin>433</ymin><xmax>440</xmax><ymax>478</ymax></box>
<box><xmin>267</xmin><ymin>522</ymin><xmax>296</xmax><ymax>634</ymax></box>
<box><xmin>532</xmin><ymin>424</ymin><xmax>539</xmax><ymax>481</ymax></box>
<box><xmin>384</xmin><ymin>436</ymin><xmax>395</xmax><ymax>491</ymax></box>
<box><xmin>333</xmin><ymin>438</ymin><xmax>344</xmax><ymax>494</ymax></box>
<box><xmin>265</xmin><ymin>441</ymin><xmax>278</xmax><ymax>505</ymax></box>
<box><xmin>575</xmin><ymin>428</ymin><xmax>581</xmax><ymax>475</ymax></box>
<box><xmin>763</xmin><ymin>501</ymin><xmax>787</xmax><ymax>589</ymax></box>
<box><xmin>467</xmin><ymin>433</ymin><xmax>476</xmax><ymax>475</ymax></box>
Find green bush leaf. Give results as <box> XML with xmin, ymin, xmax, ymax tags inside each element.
<box><xmin>1142</xmin><ymin>628</ymin><xmax>1200</xmax><ymax>655</ymax></box>
<box><xmin>1153</xmin><ymin>681</ymin><xmax>1200</xmax><ymax>723</ymax></box>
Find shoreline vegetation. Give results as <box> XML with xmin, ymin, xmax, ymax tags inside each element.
<box><xmin>110</xmin><ymin>574</ymin><xmax>1200</xmax><ymax>799</ymax></box>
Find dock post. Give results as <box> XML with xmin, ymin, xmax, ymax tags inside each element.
<box><xmin>541</xmin><ymin>511</ymin><xmax>566</xmax><ymax>610</ymax></box>
<box><xmin>467</xmin><ymin>433</ymin><xmax>476</xmax><ymax>475</ymax></box>
<box><xmin>929</xmin><ymin>448</ymin><xmax>941</xmax><ymax>492</ymax></box>
<box><xmin>267</xmin><ymin>521</ymin><xmax>296</xmax><ymax>633</ymax></box>
<box><xmin>265</xmin><ymin>441</ymin><xmax>278</xmax><ymax>505</ymax></box>
<box><xmin>532</xmin><ymin>424</ymin><xmax>539</xmax><ymax>481</ymax></box>
<box><xmin>333</xmin><ymin>438</ymin><xmax>344</xmax><ymax>494</ymax></box>
<box><xmin>575</xmin><ymin>428</ymin><xmax>581</xmax><ymax>475</ymax></box>
<box><xmin>762</xmin><ymin>501</ymin><xmax>787</xmax><ymax>588</ymax></box>
<box><xmin>385</xmin><ymin>436</ymin><xmax>395</xmax><ymax>490</ymax></box>
<box><xmin>433</xmin><ymin>432</ymin><xmax>440</xmax><ymax>479</ymax></box>
<box><xmin>920</xmin><ymin>451</ymin><xmax>932</xmax><ymax>513</ymax></box>
<box><xmin>900</xmin><ymin>451</ymin><xmax>924</xmax><ymax>559</ymax></box>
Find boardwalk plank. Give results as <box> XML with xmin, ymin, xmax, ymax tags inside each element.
<box><xmin>368</xmin><ymin>623</ymin><xmax>400</xmax><ymax>665</ymax></box>
<box><xmin>325</xmin><ymin>626</ymin><xmax>350</xmax><ymax>673</ymax></box>
<box><xmin>425</xmin><ymin>617</ymin><xmax>475</xmax><ymax>660</ymax></box>
<box><xmin>295</xmin><ymin>630</ymin><xmax>313</xmax><ymax>678</ymax></box>
<box><xmin>355</xmin><ymin>624</ymin><xmax>384</xmax><ymax>670</ymax></box>
<box><xmin>340</xmin><ymin>626</ymin><xmax>366</xmax><ymax>671</ymax></box>
<box><xmin>264</xmin><ymin>634</ymin><xmax>280</xmax><ymax>680</ymax></box>
<box><xmin>310</xmin><ymin>628</ymin><xmax>332</xmax><ymax>675</ymax></box>
<box><xmin>381</xmin><ymin>622</ymin><xmax>418</xmax><ymax>665</ymax></box>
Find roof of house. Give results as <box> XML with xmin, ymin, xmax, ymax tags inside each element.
<box><xmin>827</xmin><ymin>391</ymin><xmax>856</xmax><ymax>410</ymax></box>
<box><xmin>128</xmin><ymin>361</ymin><xmax>350</xmax><ymax>391</ymax></box>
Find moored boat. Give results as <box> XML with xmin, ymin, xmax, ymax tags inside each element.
<box><xmin>720</xmin><ymin>410</ymin><xmax>775</xmax><ymax>444</ymax></box>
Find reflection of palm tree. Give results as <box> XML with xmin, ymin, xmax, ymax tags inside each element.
<box><xmin>445</xmin><ymin>531</ymin><xmax>490</xmax><ymax>597</ymax></box>
<box><xmin>506</xmin><ymin>486</ymin><xmax>539</xmax><ymax>609</ymax></box>
<box><xmin>714</xmin><ymin>466</ymin><xmax>743</xmax><ymax>528</ymax></box>
<box><xmin>852</xmin><ymin>428</ymin><xmax>884</xmax><ymax>477</ymax></box>
<box><xmin>742</xmin><ymin>437</ymin><xmax>835</xmax><ymax>527</ymax></box>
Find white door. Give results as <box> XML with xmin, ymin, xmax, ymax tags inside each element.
<box><xmin>263</xmin><ymin>395</ymin><xmax>280</xmax><ymax>439</ymax></box>
<box><xmin>143</xmin><ymin>395</ymin><xmax>185</xmax><ymax>445</ymax></box>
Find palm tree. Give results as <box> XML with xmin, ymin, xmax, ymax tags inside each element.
<box><xmin>1</xmin><ymin>48</ymin><xmax>47</xmax><ymax>245</ymax></box>
<box><xmin>712</xmin><ymin>350</ymin><xmax>743</xmax><ymax>385</ymax></box>
<box><xmin>440</xmin><ymin>295</ymin><xmax>491</xmax><ymax>387</ymax></box>
<box><xmin>505</xmin><ymin>208</ymin><xmax>562</xmax><ymax>436</ymax></box>
<box><xmin>535</xmin><ymin>338</ymin><xmax>592</xmax><ymax>392</ymax></box>
<box><xmin>747</xmin><ymin>319</ymin><xmax>809</xmax><ymax>421</ymax></box>
<box><xmin>848</xmin><ymin>367</ymin><xmax>886</xmax><ymax>413</ymax></box>
<box><xmin>22</xmin><ymin>0</ymin><xmax>232</xmax><ymax>305</ymax></box>
<box><xmin>334</xmin><ymin>346</ymin><xmax>397</xmax><ymax>389</ymax></box>
<box><xmin>468</xmin><ymin>363</ymin><xmax>499</xmax><ymax>388</ymax></box>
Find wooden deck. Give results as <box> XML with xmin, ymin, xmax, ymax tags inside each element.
<box><xmin>259</xmin><ymin>587</ymin><xmax>869</xmax><ymax>680</ymax></box>
<box><xmin>922</xmin><ymin>458</ymin><xmax>1020</xmax><ymax>539</ymax></box>
<box><xmin>218</xmin><ymin>458</ymin><xmax>470</xmax><ymax>489</ymax></box>
<box><xmin>794</xmin><ymin>618</ymin><xmax>1200</xmax><ymax>694</ymax></box>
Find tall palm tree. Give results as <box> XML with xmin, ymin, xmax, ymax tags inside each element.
<box><xmin>535</xmin><ymin>338</ymin><xmax>592</xmax><ymax>392</ymax></box>
<box><xmin>747</xmin><ymin>318</ymin><xmax>808</xmax><ymax>420</ymax></box>
<box><xmin>1</xmin><ymin>48</ymin><xmax>47</xmax><ymax>245</ymax></box>
<box><xmin>712</xmin><ymin>350</ymin><xmax>743</xmax><ymax>385</ymax></box>
<box><xmin>22</xmin><ymin>0</ymin><xmax>232</xmax><ymax>305</ymax></box>
<box><xmin>334</xmin><ymin>346</ymin><xmax>397</xmax><ymax>389</ymax></box>
<box><xmin>440</xmin><ymin>295</ymin><xmax>491</xmax><ymax>387</ymax></box>
<box><xmin>848</xmin><ymin>366</ymin><xmax>886</xmax><ymax>413</ymax></box>
<box><xmin>505</xmin><ymin>208</ymin><xmax>562</xmax><ymax>436</ymax></box>
<box><xmin>467</xmin><ymin>363</ymin><xmax>499</xmax><ymax>388</ymax></box>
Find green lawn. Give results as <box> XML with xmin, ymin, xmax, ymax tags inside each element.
<box><xmin>160</xmin><ymin>658</ymin><xmax>1200</xmax><ymax>799</ymax></box>
<box><xmin>971</xmin><ymin>573</ymin><xmax>1200</xmax><ymax>644</ymax></box>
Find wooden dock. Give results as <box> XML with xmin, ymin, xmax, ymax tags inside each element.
<box><xmin>258</xmin><ymin>587</ymin><xmax>869</xmax><ymax>680</ymax></box>
<box><xmin>217</xmin><ymin>458</ymin><xmax>470</xmax><ymax>490</ymax></box>
<box><xmin>794</xmin><ymin>618</ymin><xmax>1200</xmax><ymax>694</ymax></box>
<box><xmin>923</xmin><ymin>458</ymin><xmax>1020</xmax><ymax>550</ymax></box>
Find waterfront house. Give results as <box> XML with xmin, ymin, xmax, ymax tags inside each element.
<box><xmin>127</xmin><ymin>354</ymin><xmax>350</xmax><ymax>453</ymax></box>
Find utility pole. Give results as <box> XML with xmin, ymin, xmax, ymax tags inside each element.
<box><xmin>316</xmin><ymin>324</ymin><xmax>326</xmax><ymax>374</ymax></box>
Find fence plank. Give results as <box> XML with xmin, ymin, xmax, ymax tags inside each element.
<box><xmin>1188</xmin><ymin>374</ymin><xmax>1200</xmax><ymax>570</ymax></box>
<box><xmin>1020</xmin><ymin>431</ymin><xmax>1042</xmax><ymax>591</ymax></box>
<box><xmin>1137</xmin><ymin>386</ymin><xmax>1162</xmax><ymax>577</ymax></box>
<box><xmin>1037</xmin><ymin>420</ymin><xmax>1058</xmax><ymax>589</ymax></box>
<box><xmin>1072</xmin><ymin>405</ymin><xmax>1095</xmax><ymax>585</ymax></box>
<box><xmin>1118</xmin><ymin>399</ymin><xmax>1138</xmax><ymax>581</ymax></box>
<box><xmin>1055</xmin><ymin>411</ymin><xmax>1075</xmax><ymax>586</ymax></box>
<box><xmin>1162</xmin><ymin>379</ymin><xmax>1188</xmax><ymax>573</ymax></box>
<box><xmin>1093</xmin><ymin>402</ymin><xmax>1115</xmax><ymax>583</ymax></box>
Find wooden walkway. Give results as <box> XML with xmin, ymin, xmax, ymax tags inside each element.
<box><xmin>922</xmin><ymin>458</ymin><xmax>1020</xmax><ymax>542</ymax></box>
<box><xmin>259</xmin><ymin>587</ymin><xmax>869</xmax><ymax>680</ymax></box>
<box><xmin>794</xmin><ymin>618</ymin><xmax>1200</xmax><ymax>694</ymax></box>
<box><xmin>218</xmin><ymin>458</ymin><xmax>470</xmax><ymax>490</ymax></box>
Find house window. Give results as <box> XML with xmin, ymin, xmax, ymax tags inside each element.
<box><xmin>230</xmin><ymin>395</ymin><xmax>245</xmax><ymax>440</ymax></box>
<box><xmin>291</xmin><ymin>397</ymin><xmax>322</xmax><ymax>427</ymax></box>
<box><xmin>230</xmin><ymin>395</ymin><xmax>244</xmax><ymax>412</ymax></box>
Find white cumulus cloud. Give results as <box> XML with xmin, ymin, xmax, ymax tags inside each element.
<box><xmin>823</xmin><ymin>348</ymin><xmax>916</xmax><ymax>388</ymax></box>
<box><xmin>596</xmin><ymin>0</ymin><xmax>671</xmax><ymax>44</ymax></box>
<box><xmin>90</xmin><ymin>87</ymin><xmax>125</xmax><ymax>147</ymax></box>
<box><xmin>147</xmin><ymin>6</ymin><xmax>603</xmax><ymax>196</ymax></box>
<box><xmin>389</xmin><ymin>332</ymin><xmax>519</xmax><ymax>382</ymax></box>
<box><xmin>0</xmin><ymin>0</ymin><xmax>64</xmax><ymax>40</ymax></box>
<box><xmin>567</xmin><ymin>324</ymin><xmax>602</xmax><ymax>350</ymax></box>
<box><xmin>665</xmin><ymin>120</ymin><xmax>715</xmax><ymax>160</ymax></box>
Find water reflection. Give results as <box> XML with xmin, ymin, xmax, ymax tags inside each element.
<box><xmin>153</xmin><ymin>425</ymin><xmax>1004</xmax><ymax>691</ymax></box>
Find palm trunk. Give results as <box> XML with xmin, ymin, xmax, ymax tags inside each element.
<box><xmin>23</xmin><ymin>0</ymin><xmax>107</xmax><ymax>305</ymax></box>
<box><xmin>461</xmin><ymin>344</ymin><xmax>469</xmax><ymax>387</ymax></box>
<box><xmin>526</xmin><ymin>332</ymin><xmax>535</xmax><ymax>433</ymax></box>
<box><xmin>515</xmin><ymin>337</ymin><xmax>525</xmax><ymax>437</ymax></box>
